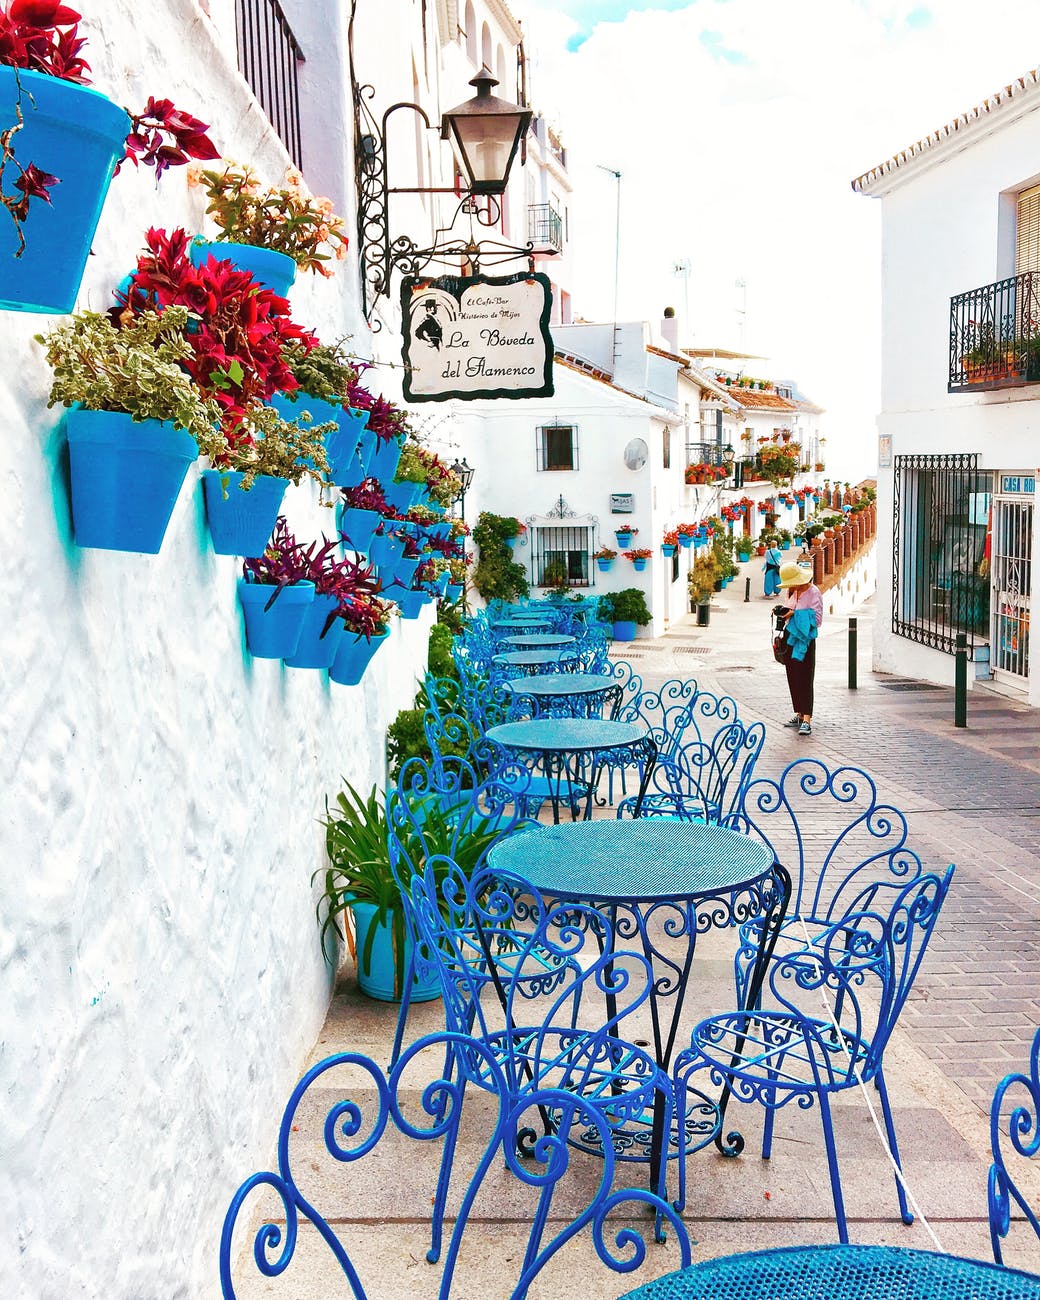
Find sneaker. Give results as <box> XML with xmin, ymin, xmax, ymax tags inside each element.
<box><xmin>798</xmin><ymin>721</ymin><xmax>812</xmax><ymax>736</ymax></box>
<box><xmin>783</xmin><ymin>716</ymin><xmax>801</xmax><ymax>728</ymax></box>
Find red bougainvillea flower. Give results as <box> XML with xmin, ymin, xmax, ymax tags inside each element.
<box><xmin>0</xmin><ymin>0</ymin><xmax>90</xmax><ymax>82</ymax></box>
<box><xmin>119</xmin><ymin>97</ymin><xmax>220</xmax><ymax>178</ymax></box>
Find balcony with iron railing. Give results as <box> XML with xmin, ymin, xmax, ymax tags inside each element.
<box><xmin>528</xmin><ymin>203</ymin><xmax>564</xmax><ymax>253</ymax></box>
<box><xmin>685</xmin><ymin>440</ymin><xmax>726</xmax><ymax>467</ymax></box>
<box><xmin>235</xmin><ymin>0</ymin><xmax>305</xmax><ymax>168</ymax></box>
<box><xmin>949</xmin><ymin>271</ymin><xmax>1040</xmax><ymax>392</ymax></box>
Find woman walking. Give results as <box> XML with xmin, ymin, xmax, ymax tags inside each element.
<box><xmin>762</xmin><ymin>539</ymin><xmax>783</xmax><ymax>597</ymax></box>
<box><xmin>777</xmin><ymin>561</ymin><xmax>822</xmax><ymax>736</ymax></box>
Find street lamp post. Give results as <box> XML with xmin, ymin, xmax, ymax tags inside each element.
<box><xmin>450</xmin><ymin>458</ymin><xmax>475</xmax><ymax>521</ymax></box>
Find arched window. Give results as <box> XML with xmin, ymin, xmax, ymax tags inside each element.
<box><xmin>465</xmin><ymin>2</ymin><xmax>476</xmax><ymax>64</ymax></box>
<box><xmin>481</xmin><ymin>21</ymin><xmax>492</xmax><ymax>72</ymax></box>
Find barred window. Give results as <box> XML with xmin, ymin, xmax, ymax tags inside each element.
<box><xmin>533</xmin><ymin>525</ymin><xmax>591</xmax><ymax>587</ymax></box>
<box><xmin>537</xmin><ymin>425</ymin><xmax>578</xmax><ymax>471</ymax></box>
<box><xmin>893</xmin><ymin>453</ymin><xmax>992</xmax><ymax>652</ymax></box>
<box><xmin>235</xmin><ymin>0</ymin><xmax>305</xmax><ymax>167</ymax></box>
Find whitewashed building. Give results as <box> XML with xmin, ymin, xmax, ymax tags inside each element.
<box><xmin>854</xmin><ymin>67</ymin><xmax>1040</xmax><ymax>705</ymax></box>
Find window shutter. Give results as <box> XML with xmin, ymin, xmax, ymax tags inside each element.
<box><xmin>1016</xmin><ymin>184</ymin><xmax>1040</xmax><ymax>275</ymax></box>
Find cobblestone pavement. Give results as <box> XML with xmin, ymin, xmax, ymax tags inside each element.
<box><xmin>644</xmin><ymin>584</ymin><xmax>1040</xmax><ymax>1114</ymax></box>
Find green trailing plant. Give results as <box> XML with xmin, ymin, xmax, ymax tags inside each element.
<box><xmin>393</xmin><ymin>440</ymin><xmax>431</xmax><ymax>485</ymax></box>
<box><xmin>597</xmin><ymin>587</ymin><xmax>651</xmax><ymax>626</ymax></box>
<box><xmin>281</xmin><ymin>339</ymin><xmax>359</xmax><ymax>405</ymax></box>
<box><xmin>472</xmin><ymin>511</ymin><xmax>530</xmax><ymax>603</ymax></box>
<box><xmin>210</xmin><ymin>403</ymin><xmax>334</xmax><ymax>491</ymax></box>
<box><xmin>35</xmin><ymin>307</ymin><xmax>225</xmax><ymax>448</ymax></box>
<box><xmin>427</xmin><ymin>622</ymin><xmax>458</xmax><ymax>680</ymax></box>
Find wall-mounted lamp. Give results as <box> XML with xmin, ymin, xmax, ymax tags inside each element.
<box><xmin>450</xmin><ymin>457</ymin><xmax>476</xmax><ymax>520</ymax></box>
<box><xmin>352</xmin><ymin>62</ymin><xmax>536</xmax><ymax>318</ymax></box>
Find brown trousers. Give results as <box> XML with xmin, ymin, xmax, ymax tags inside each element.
<box><xmin>785</xmin><ymin>640</ymin><xmax>816</xmax><ymax>716</ymax></box>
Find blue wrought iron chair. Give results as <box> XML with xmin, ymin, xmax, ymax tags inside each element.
<box><xmin>384</xmin><ymin>754</ymin><xmax>537</xmax><ymax>1064</ymax></box>
<box><xmin>615</xmin><ymin>720</ymin><xmax>766</xmax><ymax>825</ymax></box>
<box><xmin>728</xmin><ymin>760</ymin><xmax>930</xmax><ymax>1008</ymax></box>
<box><xmin>409</xmin><ymin>857</ymin><xmax>677</xmax><ymax>1229</ymax></box>
<box><xmin>673</xmin><ymin>866</ymin><xmax>955</xmax><ymax>1240</ymax></box>
<box><xmin>989</xmin><ymin>1024</ymin><xmax>1040</xmax><ymax>1265</ymax></box>
<box><xmin>219</xmin><ymin>1031</ymin><xmax>690</xmax><ymax>1299</ymax></box>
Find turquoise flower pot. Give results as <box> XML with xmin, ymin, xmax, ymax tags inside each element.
<box><xmin>329</xmin><ymin>628</ymin><xmax>391</xmax><ymax>686</ymax></box>
<box><xmin>349</xmin><ymin>901</ymin><xmax>440</xmax><ymax>1003</ymax></box>
<box><xmin>384</xmin><ymin>481</ymin><xmax>423</xmax><ymax>513</ymax></box>
<box><xmin>0</xmin><ymin>68</ymin><xmax>131</xmax><ymax>314</ymax></box>
<box><xmin>445</xmin><ymin>583</ymin><xmax>463</xmax><ymax>602</ymax></box>
<box><xmin>66</xmin><ymin>409</ymin><xmax>197</xmax><ymax>554</ymax></box>
<box><xmin>339</xmin><ymin>508</ymin><xmax>381</xmax><ymax>554</ymax></box>
<box><xmin>237</xmin><ymin>579</ymin><xmax>315</xmax><ymax>659</ymax></box>
<box><xmin>662</xmin><ymin>544</ymin><xmax>677</xmax><ymax>557</ymax></box>
<box><xmin>595</xmin><ymin>557</ymin><xmax>613</xmax><ymax>572</ymax></box>
<box><xmin>369</xmin><ymin>533</ymin><xmax>405</xmax><ymax>570</ymax></box>
<box><xmin>189</xmin><ymin>240</ymin><xmax>296</xmax><ymax>297</ymax></box>
<box><xmin>202</xmin><ymin>470</ymin><xmax>287</xmax><ymax>557</ymax></box>
<box><xmin>612</xmin><ymin>620</ymin><xmax>637</xmax><ymax>641</ymax></box>
<box><xmin>368</xmin><ymin>436</ymin><xmax>404</xmax><ymax>483</ymax></box>
<box><xmin>397</xmin><ymin>589</ymin><xmax>426</xmax><ymax>619</ymax></box>
<box><xmin>678</xmin><ymin>534</ymin><xmax>693</xmax><ymax>550</ymax></box>
<box><xmin>632</xmin><ymin>557</ymin><xmax>648</xmax><ymax>572</ymax></box>
<box><xmin>283</xmin><ymin>594</ymin><xmax>346</xmax><ymax>669</ymax></box>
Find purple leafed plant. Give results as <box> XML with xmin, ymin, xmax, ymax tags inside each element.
<box><xmin>339</xmin><ymin>479</ymin><xmax>388</xmax><ymax>514</ymax></box>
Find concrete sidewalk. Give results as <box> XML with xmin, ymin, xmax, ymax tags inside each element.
<box><xmin>226</xmin><ymin>582</ymin><xmax>1040</xmax><ymax>1297</ymax></box>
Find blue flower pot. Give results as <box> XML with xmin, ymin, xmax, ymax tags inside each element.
<box><xmin>662</xmin><ymin>544</ymin><xmax>677</xmax><ymax>557</ymax></box>
<box><xmin>283</xmin><ymin>594</ymin><xmax>346</xmax><ymax>669</ymax></box>
<box><xmin>329</xmin><ymin>628</ymin><xmax>391</xmax><ymax>686</ymax></box>
<box><xmin>396</xmin><ymin>589</ymin><xmax>427</xmax><ymax>619</ymax></box>
<box><xmin>368</xmin><ymin>436</ymin><xmax>404</xmax><ymax>483</ymax></box>
<box><xmin>270</xmin><ymin>390</ymin><xmax>361</xmax><ymax>480</ymax></box>
<box><xmin>237</xmin><ymin>579</ymin><xmax>315</xmax><ymax>659</ymax></box>
<box><xmin>339</xmin><ymin>507</ymin><xmax>381</xmax><ymax>553</ymax></box>
<box><xmin>595</xmin><ymin>558</ymin><xmax>614</xmax><ymax>573</ymax></box>
<box><xmin>612</xmin><ymin>620</ymin><xmax>637</xmax><ymax>642</ymax></box>
<box><xmin>391</xmin><ymin>557</ymin><xmax>421</xmax><ymax>589</ymax></box>
<box><xmin>66</xmin><ymin>409</ymin><xmax>198</xmax><ymax>554</ymax></box>
<box><xmin>632</xmin><ymin>557</ymin><xmax>648</xmax><ymax>572</ymax></box>
<box><xmin>678</xmin><ymin>535</ymin><xmax>693</xmax><ymax>550</ymax></box>
<box><xmin>369</xmin><ymin>533</ymin><xmax>405</xmax><ymax>570</ymax></box>
<box><xmin>614</xmin><ymin>532</ymin><xmax>633</xmax><ymax>548</ymax></box>
<box><xmin>384</xmin><ymin>481</ymin><xmax>423</xmax><ymax>513</ymax></box>
<box><xmin>445</xmin><ymin>583</ymin><xmax>463</xmax><ymax>602</ymax></box>
<box><xmin>331</xmin><ymin>408</ymin><xmax>371</xmax><ymax>486</ymax></box>
<box><xmin>354</xmin><ymin>423</ymin><xmax>378</xmax><ymax>478</ymax></box>
<box><xmin>202</xmin><ymin>470</ymin><xmax>287</xmax><ymax>557</ymax></box>
<box><xmin>0</xmin><ymin>68</ymin><xmax>131</xmax><ymax>314</ymax></box>
<box><xmin>189</xmin><ymin>240</ymin><xmax>296</xmax><ymax>297</ymax></box>
<box><xmin>349</xmin><ymin>901</ymin><xmax>440</xmax><ymax>1003</ymax></box>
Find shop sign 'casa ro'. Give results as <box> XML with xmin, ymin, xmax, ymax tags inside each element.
<box><xmin>401</xmin><ymin>272</ymin><xmax>554</xmax><ymax>402</ymax></box>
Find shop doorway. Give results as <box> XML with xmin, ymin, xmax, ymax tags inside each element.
<box><xmin>990</xmin><ymin>494</ymin><xmax>1033</xmax><ymax>682</ymax></box>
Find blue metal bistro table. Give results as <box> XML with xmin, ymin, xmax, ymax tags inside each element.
<box><xmin>488</xmin><ymin>819</ymin><xmax>786</xmax><ymax>1185</ymax></box>
<box><xmin>503</xmin><ymin>672</ymin><xmax>621</xmax><ymax>718</ymax></box>
<box><xmin>496</xmin><ymin>632</ymin><xmax>577</xmax><ymax>651</ymax></box>
<box><xmin>618</xmin><ymin>1244</ymin><xmax>1040</xmax><ymax>1300</ymax></box>
<box><xmin>491</xmin><ymin>616</ymin><xmax>553</xmax><ymax>631</ymax></box>
<box><xmin>484</xmin><ymin>718</ymin><xmax>655</xmax><ymax>822</ymax></box>
<box><xmin>492</xmin><ymin>649</ymin><xmax>574</xmax><ymax>677</ymax></box>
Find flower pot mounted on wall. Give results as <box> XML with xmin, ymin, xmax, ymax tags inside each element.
<box><xmin>202</xmin><ymin>470</ymin><xmax>287</xmax><ymax>557</ymax></box>
<box><xmin>237</xmin><ymin>579</ymin><xmax>315</xmax><ymax>658</ymax></box>
<box><xmin>329</xmin><ymin>628</ymin><xmax>391</xmax><ymax>686</ymax></box>
<box><xmin>65</xmin><ymin>409</ymin><xmax>198</xmax><ymax>553</ymax></box>
<box><xmin>189</xmin><ymin>240</ymin><xmax>296</xmax><ymax>298</ymax></box>
<box><xmin>0</xmin><ymin>67</ymin><xmax>131</xmax><ymax>314</ymax></box>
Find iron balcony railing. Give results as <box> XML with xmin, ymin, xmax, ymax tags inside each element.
<box><xmin>528</xmin><ymin>203</ymin><xmax>564</xmax><ymax>253</ymax></box>
<box><xmin>949</xmin><ymin>271</ymin><xmax>1040</xmax><ymax>392</ymax></box>
<box><xmin>685</xmin><ymin>440</ymin><xmax>726</xmax><ymax>467</ymax></box>
<box><xmin>235</xmin><ymin>0</ymin><xmax>305</xmax><ymax>168</ymax></box>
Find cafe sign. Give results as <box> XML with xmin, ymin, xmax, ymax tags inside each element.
<box><xmin>401</xmin><ymin>271</ymin><xmax>554</xmax><ymax>403</ymax></box>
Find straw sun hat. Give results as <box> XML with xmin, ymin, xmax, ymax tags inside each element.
<box><xmin>778</xmin><ymin>561</ymin><xmax>813</xmax><ymax>588</ymax></box>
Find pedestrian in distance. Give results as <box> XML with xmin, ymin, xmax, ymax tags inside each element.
<box><xmin>775</xmin><ymin>561</ymin><xmax>822</xmax><ymax>737</ymax></box>
<box><xmin>762</xmin><ymin>539</ymin><xmax>783</xmax><ymax>598</ymax></box>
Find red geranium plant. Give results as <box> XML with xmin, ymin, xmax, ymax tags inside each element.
<box><xmin>0</xmin><ymin>1</ymin><xmax>218</xmax><ymax>250</ymax></box>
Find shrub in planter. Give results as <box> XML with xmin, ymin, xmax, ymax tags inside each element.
<box><xmin>472</xmin><ymin>511</ymin><xmax>529</xmax><ymax>602</ymax></box>
<box><xmin>597</xmin><ymin>587</ymin><xmax>651</xmax><ymax>640</ymax></box>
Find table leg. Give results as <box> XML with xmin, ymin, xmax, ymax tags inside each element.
<box><xmin>714</xmin><ymin>863</ymin><xmax>792</xmax><ymax>1155</ymax></box>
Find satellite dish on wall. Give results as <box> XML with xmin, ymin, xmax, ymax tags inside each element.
<box><xmin>624</xmin><ymin>438</ymin><xmax>648</xmax><ymax>471</ymax></box>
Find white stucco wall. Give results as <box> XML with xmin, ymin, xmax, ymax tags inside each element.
<box><xmin>1</xmin><ymin>3</ymin><xmax>429</xmax><ymax>1296</ymax></box>
<box><xmin>867</xmin><ymin>94</ymin><xmax>1040</xmax><ymax>704</ymax></box>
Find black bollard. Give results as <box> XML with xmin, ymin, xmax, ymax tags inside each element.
<box><xmin>744</xmin><ymin>577</ymin><xmax>751</xmax><ymax>603</ymax></box>
<box><xmin>955</xmin><ymin>632</ymin><xmax>968</xmax><ymax>728</ymax></box>
<box><xmin>848</xmin><ymin>617</ymin><xmax>858</xmax><ymax>690</ymax></box>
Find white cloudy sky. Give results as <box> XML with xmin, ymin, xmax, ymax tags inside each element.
<box><xmin>509</xmin><ymin>0</ymin><xmax>1040</xmax><ymax>479</ymax></box>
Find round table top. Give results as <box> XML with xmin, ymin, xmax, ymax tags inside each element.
<box><xmin>492</xmin><ymin>616</ymin><xmax>554</xmax><ymax>629</ymax></box>
<box><xmin>503</xmin><ymin>673</ymin><xmax>616</xmax><ymax>698</ymax></box>
<box><xmin>492</xmin><ymin>649</ymin><xmax>571</xmax><ymax>669</ymax></box>
<box><xmin>497</xmin><ymin>633</ymin><xmax>576</xmax><ymax>650</ymax></box>
<box><xmin>486</xmin><ymin>718</ymin><xmax>646</xmax><ymax>758</ymax></box>
<box><xmin>488</xmin><ymin>818</ymin><xmax>773</xmax><ymax>904</ymax></box>
<box><xmin>617</xmin><ymin>1245</ymin><xmax>1040</xmax><ymax>1300</ymax></box>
